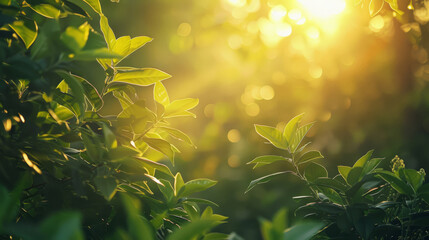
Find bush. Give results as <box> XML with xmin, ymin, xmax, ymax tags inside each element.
<box><xmin>0</xmin><ymin>0</ymin><xmax>227</xmax><ymax>239</ymax></box>
<box><xmin>248</xmin><ymin>115</ymin><xmax>429</xmax><ymax>239</ymax></box>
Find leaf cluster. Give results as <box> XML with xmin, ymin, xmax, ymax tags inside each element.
<box><xmin>0</xmin><ymin>0</ymin><xmax>228</xmax><ymax>239</ymax></box>
<box><xmin>248</xmin><ymin>114</ymin><xmax>429</xmax><ymax>240</ymax></box>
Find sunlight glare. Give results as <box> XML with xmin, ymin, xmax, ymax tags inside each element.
<box><xmin>298</xmin><ymin>0</ymin><xmax>346</xmax><ymax>19</ymax></box>
<box><xmin>228</xmin><ymin>0</ymin><xmax>246</xmax><ymax>7</ymax></box>
<box><xmin>269</xmin><ymin>5</ymin><xmax>287</xmax><ymax>22</ymax></box>
<box><xmin>276</xmin><ymin>23</ymin><xmax>292</xmax><ymax>37</ymax></box>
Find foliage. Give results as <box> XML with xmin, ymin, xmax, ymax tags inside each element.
<box><xmin>248</xmin><ymin>114</ymin><xmax>429</xmax><ymax>239</ymax></box>
<box><xmin>0</xmin><ymin>0</ymin><xmax>228</xmax><ymax>239</ymax></box>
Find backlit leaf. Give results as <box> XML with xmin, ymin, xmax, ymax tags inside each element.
<box><xmin>9</xmin><ymin>19</ymin><xmax>38</xmax><ymax>49</ymax></box>
<box><xmin>246</xmin><ymin>171</ymin><xmax>293</xmax><ymax>194</ymax></box>
<box><xmin>164</xmin><ymin>98</ymin><xmax>199</xmax><ymax>118</ymax></box>
<box><xmin>254</xmin><ymin>124</ymin><xmax>288</xmax><ymax>150</ymax></box>
<box><xmin>247</xmin><ymin>155</ymin><xmax>291</xmax><ymax>169</ymax></box>
<box><xmin>112</xmin><ymin>68</ymin><xmax>171</xmax><ymax>86</ymax></box>
<box><xmin>304</xmin><ymin>162</ymin><xmax>328</xmax><ymax>182</ymax></box>
<box><xmin>283</xmin><ymin>113</ymin><xmax>304</xmax><ymax>143</ymax></box>
<box><xmin>82</xmin><ymin>0</ymin><xmax>102</xmax><ymax>14</ymax></box>
<box><xmin>369</xmin><ymin>0</ymin><xmax>384</xmax><ymax>17</ymax></box>
<box><xmin>297</xmin><ymin>150</ymin><xmax>323</xmax><ymax>165</ymax></box>
<box><xmin>180</xmin><ymin>179</ymin><xmax>217</xmax><ymax>197</ymax></box>
<box><xmin>154</xmin><ymin>82</ymin><xmax>170</xmax><ymax>106</ymax></box>
<box><xmin>30</xmin><ymin>4</ymin><xmax>61</xmax><ymax>18</ymax></box>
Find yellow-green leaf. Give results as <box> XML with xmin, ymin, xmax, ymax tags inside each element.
<box><xmin>254</xmin><ymin>124</ymin><xmax>288</xmax><ymax>150</ymax></box>
<box><xmin>60</xmin><ymin>23</ymin><xmax>90</xmax><ymax>52</ymax></box>
<box><xmin>154</xmin><ymin>82</ymin><xmax>170</xmax><ymax>106</ymax></box>
<box><xmin>83</xmin><ymin>0</ymin><xmax>102</xmax><ymax>14</ymax></box>
<box><xmin>100</xmin><ymin>15</ymin><xmax>116</xmax><ymax>48</ymax></box>
<box><xmin>164</xmin><ymin>98</ymin><xmax>199</xmax><ymax>118</ymax></box>
<box><xmin>111</xmin><ymin>68</ymin><xmax>171</xmax><ymax>86</ymax></box>
<box><xmin>30</xmin><ymin>4</ymin><xmax>61</xmax><ymax>19</ymax></box>
<box><xmin>9</xmin><ymin>19</ymin><xmax>38</xmax><ymax>49</ymax></box>
<box><xmin>369</xmin><ymin>0</ymin><xmax>384</xmax><ymax>17</ymax></box>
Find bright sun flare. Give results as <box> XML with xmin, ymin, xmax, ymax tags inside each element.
<box><xmin>298</xmin><ymin>0</ymin><xmax>346</xmax><ymax>19</ymax></box>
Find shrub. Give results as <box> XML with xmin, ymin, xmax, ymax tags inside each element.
<box><xmin>0</xmin><ymin>0</ymin><xmax>227</xmax><ymax>239</ymax></box>
<box><xmin>248</xmin><ymin>114</ymin><xmax>429</xmax><ymax>239</ymax></box>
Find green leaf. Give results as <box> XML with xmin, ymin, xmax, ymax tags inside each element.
<box><xmin>385</xmin><ymin>0</ymin><xmax>404</xmax><ymax>14</ymax></box>
<box><xmin>30</xmin><ymin>4</ymin><xmax>61</xmax><ymax>18</ymax></box>
<box><xmin>245</xmin><ymin>171</ymin><xmax>293</xmax><ymax>194</ymax></box>
<box><xmin>289</xmin><ymin>122</ymin><xmax>314</xmax><ymax>153</ymax></box>
<box><xmin>272</xmin><ymin>208</ymin><xmax>288</xmax><ymax>233</ymax></box>
<box><xmin>400</xmin><ymin>168</ymin><xmax>424</xmax><ymax>192</ymax></box>
<box><xmin>297</xmin><ymin>150</ymin><xmax>323</xmax><ymax>165</ymax></box>
<box><xmin>142</xmin><ymin>137</ymin><xmax>175</xmax><ymax>164</ymax></box>
<box><xmin>111</xmin><ymin>68</ymin><xmax>171</xmax><ymax>86</ymax></box>
<box><xmin>56</xmin><ymin>71</ymin><xmax>85</xmax><ymax>121</ymax></box>
<box><xmin>121</xmin><ymin>194</ymin><xmax>156</xmax><ymax>240</ymax></box>
<box><xmin>53</xmin><ymin>91</ymin><xmax>82</xmax><ymax>119</ymax></box>
<box><xmin>164</xmin><ymin>98</ymin><xmax>199</xmax><ymax>118</ymax></box>
<box><xmin>174</xmin><ymin>172</ymin><xmax>185</xmax><ymax>196</ymax></box>
<box><xmin>72</xmin><ymin>74</ymin><xmax>103</xmax><ymax>110</ymax></box>
<box><xmin>353</xmin><ymin>150</ymin><xmax>374</xmax><ymax>168</ymax></box>
<box><xmin>100</xmin><ymin>15</ymin><xmax>115</xmax><ymax>50</ymax></box>
<box><xmin>73</xmin><ymin>48</ymin><xmax>121</xmax><ymax>61</ymax></box>
<box><xmin>203</xmin><ymin>233</ymin><xmax>230</xmax><ymax>240</ymax></box>
<box><xmin>113</xmin><ymin>36</ymin><xmax>152</xmax><ymax>65</ymax></box>
<box><xmin>338</xmin><ymin>166</ymin><xmax>352</xmax><ymax>182</ymax></box>
<box><xmin>109</xmin><ymin>146</ymin><xmax>140</xmax><ymax>162</ymax></box>
<box><xmin>283</xmin><ymin>221</ymin><xmax>325</xmax><ymax>240</ymax></box>
<box><xmin>94</xmin><ymin>174</ymin><xmax>117</xmax><ymax>200</ymax></box>
<box><xmin>82</xmin><ymin>0</ymin><xmax>102</xmax><ymax>14</ymax></box>
<box><xmin>135</xmin><ymin>157</ymin><xmax>173</xmax><ymax>175</ymax></box>
<box><xmin>166</xmin><ymin>219</ymin><xmax>216</xmax><ymax>240</ymax></box>
<box><xmin>247</xmin><ymin>155</ymin><xmax>291</xmax><ymax>169</ymax></box>
<box><xmin>314</xmin><ymin>178</ymin><xmax>347</xmax><ymax>192</ymax></box>
<box><xmin>180</xmin><ymin>179</ymin><xmax>217</xmax><ymax>197</ymax></box>
<box><xmin>102</xmin><ymin>123</ymin><xmax>117</xmax><ymax>149</ymax></box>
<box><xmin>154</xmin><ymin>82</ymin><xmax>170</xmax><ymax>106</ymax></box>
<box><xmin>304</xmin><ymin>162</ymin><xmax>328</xmax><ymax>182</ymax></box>
<box><xmin>183</xmin><ymin>198</ymin><xmax>219</xmax><ymax>207</ymax></box>
<box><xmin>283</xmin><ymin>113</ymin><xmax>304</xmax><ymax>143</ymax></box>
<box><xmin>41</xmin><ymin>211</ymin><xmax>84</xmax><ymax>240</ymax></box>
<box><xmin>376</xmin><ymin>170</ymin><xmax>415</xmax><ymax>196</ymax></box>
<box><xmin>362</xmin><ymin>157</ymin><xmax>383</xmax><ymax>176</ymax></box>
<box><xmin>158</xmin><ymin>179</ymin><xmax>174</xmax><ymax>204</ymax></box>
<box><xmin>369</xmin><ymin>0</ymin><xmax>384</xmax><ymax>17</ymax></box>
<box><xmin>111</xmin><ymin>36</ymin><xmax>130</xmax><ymax>59</ymax></box>
<box><xmin>9</xmin><ymin>19</ymin><xmax>38</xmax><ymax>49</ymax></box>
<box><xmin>254</xmin><ymin>124</ymin><xmax>288</xmax><ymax>150</ymax></box>
<box><xmin>60</xmin><ymin>23</ymin><xmax>90</xmax><ymax>52</ymax></box>
<box><xmin>347</xmin><ymin>167</ymin><xmax>363</xmax><ymax>186</ymax></box>
<box><xmin>158</xmin><ymin>126</ymin><xmax>195</xmax><ymax>147</ymax></box>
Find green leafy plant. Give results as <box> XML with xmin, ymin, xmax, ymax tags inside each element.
<box><xmin>0</xmin><ymin>0</ymin><xmax>227</xmax><ymax>239</ymax></box>
<box><xmin>248</xmin><ymin>114</ymin><xmax>429</xmax><ymax>239</ymax></box>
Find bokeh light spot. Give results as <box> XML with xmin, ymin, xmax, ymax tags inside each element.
<box><xmin>260</xmin><ymin>85</ymin><xmax>275</xmax><ymax>100</ymax></box>
<box><xmin>245</xmin><ymin>103</ymin><xmax>260</xmax><ymax>116</ymax></box>
<box><xmin>288</xmin><ymin>9</ymin><xmax>302</xmax><ymax>21</ymax></box>
<box><xmin>228</xmin><ymin>155</ymin><xmax>241</xmax><ymax>168</ymax></box>
<box><xmin>276</xmin><ymin>23</ymin><xmax>292</xmax><ymax>37</ymax></box>
<box><xmin>228</xmin><ymin>0</ymin><xmax>246</xmax><ymax>7</ymax></box>
<box><xmin>298</xmin><ymin>0</ymin><xmax>346</xmax><ymax>19</ymax></box>
<box><xmin>369</xmin><ymin>15</ymin><xmax>385</xmax><ymax>32</ymax></box>
<box><xmin>269</xmin><ymin>5</ymin><xmax>287</xmax><ymax>22</ymax></box>
<box><xmin>306</xmin><ymin>27</ymin><xmax>320</xmax><ymax>39</ymax></box>
<box><xmin>227</xmin><ymin>129</ymin><xmax>241</xmax><ymax>142</ymax></box>
<box><xmin>228</xmin><ymin>34</ymin><xmax>243</xmax><ymax>49</ymax></box>
<box><xmin>309</xmin><ymin>65</ymin><xmax>323</xmax><ymax>78</ymax></box>
<box><xmin>177</xmin><ymin>22</ymin><xmax>192</xmax><ymax>37</ymax></box>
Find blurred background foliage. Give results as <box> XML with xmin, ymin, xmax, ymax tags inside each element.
<box><xmin>74</xmin><ymin>0</ymin><xmax>429</xmax><ymax>238</ymax></box>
